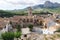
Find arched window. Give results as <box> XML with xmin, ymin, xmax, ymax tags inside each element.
<box><xmin>23</xmin><ymin>19</ymin><xmax>25</xmax><ymax>22</ymax></box>
<box><xmin>40</xmin><ymin>21</ymin><xmax>43</xmax><ymax>26</ymax></box>
<box><xmin>27</xmin><ymin>19</ymin><xmax>29</xmax><ymax>22</ymax></box>
<box><xmin>30</xmin><ymin>19</ymin><xmax>33</xmax><ymax>22</ymax></box>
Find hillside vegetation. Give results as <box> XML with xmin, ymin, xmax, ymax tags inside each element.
<box><xmin>0</xmin><ymin>7</ymin><xmax>60</xmax><ymax>17</ymax></box>
<box><xmin>32</xmin><ymin>7</ymin><xmax>60</xmax><ymax>14</ymax></box>
<box><xmin>0</xmin><ymin>1</ymin><xmax>60</xmax><ymax>18</ymax></box>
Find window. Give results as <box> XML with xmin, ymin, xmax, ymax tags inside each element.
<box><xmin>4</xmin><ymin>26</ymin><xmax>6</xmax><ymax>28</ymax></box>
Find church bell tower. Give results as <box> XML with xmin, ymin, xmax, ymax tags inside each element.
<box><xmin>28</xmin><ymin>7</ymin><xmax>32</xmax><ymax>16</ymax></box>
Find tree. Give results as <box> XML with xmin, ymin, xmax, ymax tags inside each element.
<box><xmin>14</xmin><ymin>31</ymin><xmax>22</xmax><ymax>40</ymax></box>
<box><xmin>28</xmin><ymin>24</ymin><xmax>33</xmax><ymax>31</ymax></box>
<box><xmin>1</xmin><ymin>32</ymin><xmax>14</xmax><ymax>40</ymax></box>
<box><xmin>10</xmin><ymin>21</ymin><xmax>12</xmax><ymax>24</ymax></box>
<box><xmin>16</xmin><ymin>24</ymin><xmax>21</xmax><ymax>32</ymax></box>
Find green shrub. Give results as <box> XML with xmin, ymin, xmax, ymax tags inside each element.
<box><xmin>28</xmin><ymin>24</ymin><xmax>33</xmax><ymax>31</ymax></box>
<box><xmin>57</xmin><ymin>34</ymin><xmax>60</xmax><ymax>37</ymax></box>
<box><xmin>14</xmin><ymin>31</ymin><xmax>22</xmax><ymax>40</ymax></box>
<box><xmin>1</xmin><ymin>32</ymin><xmax>14</xmax><ymax>40</ymax></box>
<box><xmin>16</xmin><ymin>24</ymin><xmax>21</xmax><ymax>32</ymax></box>
<box><xmin>55</xmin><ymin>28</ymin><xmax>60</xmax><ymax>32</ymax></box>
<box><xmin>14</xmin><ymin>31</ymin><xmax>22</xmax><ymax>38</ymax></box>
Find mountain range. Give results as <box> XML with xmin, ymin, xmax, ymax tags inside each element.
<box><xmin>27</xmin><ymin>1</ymin><xmax>60</xmax><ymax>9</ymax></box>
<box><xmin>1</xmin><ymin>1</ymin><xmax>60</xmax><ymax>15</ymax></box>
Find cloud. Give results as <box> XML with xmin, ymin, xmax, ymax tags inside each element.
<box><xmin>0</xmin><ymin>0</ymin><xmax>60</xmax><ymax>10</ymax></box>
<box><xmin>2</xmin><ymin>0</ymin><xmax>34</xmax><ymax>6</ymax></box>
<box><xmin>2</xmin><ymin>0</ymin><xmax>46</xmax><ymax>5</ymax></box>
<box><xmin>6</xmin><ymin>1</ymin><xmax>34</xmax><ymax>5</ymax></box>
<box><xmin>4</xmin><ymin>0</ymin><xmax>51</xmax><ymax>6</ymax></box>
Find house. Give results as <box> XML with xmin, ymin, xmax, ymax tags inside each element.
<box><xmin>0</xmin><ymin>19</ymin><xmax>13</xmax><ymax>33</ymax></box>
<box><xmin>21</xmin><ymin>27</ymin><xmax>31</xmax><ymax>34</ymax></box>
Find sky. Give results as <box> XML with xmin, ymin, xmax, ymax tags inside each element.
<box><xmin>0</xmin><ymin>0</ymin><xmax>60</xmax><ymax>10</ymax></box>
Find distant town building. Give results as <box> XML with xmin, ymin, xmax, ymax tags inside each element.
<box><xmin>0</xmin><ymin>7</ymin><xmax>60</xmax><ymax>35</ymax></box>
